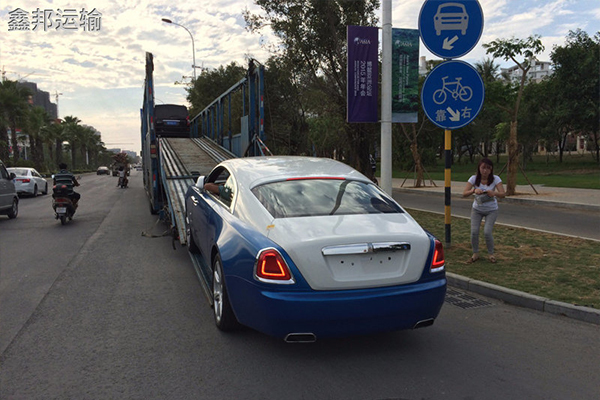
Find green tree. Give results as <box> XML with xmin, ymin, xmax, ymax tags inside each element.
<box><xmin>244</xmin><ymin>0</ymin><xmax>381</xmax><ymax>174</ymax></box>
<box><xmin>0</xmin><ymin>80</ymin><xmax>32</xmax><ymax>163</ymax></box>
<box><xmin>25</xmin><ymin>106</ymin><xmax>51</xmax><ymax>171</ymax></box>
<box><xmin>186</xmin><ymin>62</ymin><xmax>246</xmax><ymax>117</ymax></box>
<box><xmin>483</xmin><ymin>35</ymin><xmax>545</xmax><ymax>195</ymax></box>
<box><xmin>549</xmin><ymin>29</ymin><xmax>600</xmax><ymax>163</ymax></box>
<box><xmin>62</xmin><ymin>115</ymin><xmax>82</xmax><ymax>168</ymax></box>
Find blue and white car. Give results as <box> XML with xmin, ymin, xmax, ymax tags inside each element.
<box><xmin>185</xmin><ymin>156</ymin><xmax>446</xmax><ymax>342</ymax></box>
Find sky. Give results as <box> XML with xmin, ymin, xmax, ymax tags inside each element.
<box><xmin>1</xmin><ymin>0</ymin><xmax>599</xmax><ymax>155</ymax></box>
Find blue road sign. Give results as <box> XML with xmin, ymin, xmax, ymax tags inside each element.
<box><xmin>421</xmin><ymin>60</ymin><xmax>484</xmax><ymax>130</ymax></box>
<box><xmin>419</xmin><ymin>0</ymin><xmax>484</xmax><ymax>59</ymax></box>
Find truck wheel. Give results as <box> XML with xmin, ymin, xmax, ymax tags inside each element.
<box><xmin>7</xmin><ymin>199</ymin><xmax>18</xmax><ymax>219</ymax></box>
<box><xmin>212</xmin><ymin>255</ymin><xmax>240</xmax><ymax>331</ymax></box>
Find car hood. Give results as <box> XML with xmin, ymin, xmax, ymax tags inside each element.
<box><xmin>265</xmin><ymin>213</ymin><xmax>431</xmax><ymax>290</ymax></box>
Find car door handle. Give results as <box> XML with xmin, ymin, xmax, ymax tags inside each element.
<box><xmin>190</xmin><ymin>195</ymin><xmax>198</xmax><ymax>206</ymax></box>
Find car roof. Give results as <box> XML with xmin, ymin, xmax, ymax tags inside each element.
<box><xmin>218</xmin><ymin>156</ymin><xmax>371</xmax><ymax>187</ymax></box>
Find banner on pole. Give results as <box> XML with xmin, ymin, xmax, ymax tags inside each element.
<box><xmin>392</xmin><ymin>28</ymin><xmax>419</xmax><ymax>123</ymax></box>
<box><xmin>347</xmin><ymin>26</ymin><xmax>378</xmax><ymax>123</ymax></box>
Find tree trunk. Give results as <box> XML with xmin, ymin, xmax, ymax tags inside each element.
<box><xmin>11</xmin><ymin>123</ymin><xmax>19</xmax><ymax>163</ymax></box>
<box><xmin>55</xmin><ymin>140</ymin><xmax>62</xmax><ymax>165</ymax></box>
<box><xmin>0</xmin><ymin>127</ymin><xmax>9</xmax><ymax>161</ymax></box>
<box><xmin>506</xmin><ymin>120</ymin><xmax>518</xmax><ymax>196</ymax></box>
<box><xmin>410</xmin><ymin>140</ymin><xmax>424</xmax><ymax>187</ymax></box>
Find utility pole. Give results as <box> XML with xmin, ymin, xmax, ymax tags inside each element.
<box><xmin>54</xmin><ymin>91</ymin><xmax>63</xmax><ymax>119</ymax></box>
<box><xmin>380</xmin><ymin>0</ymin><xmax>392</xmax><ymax>195</ymax></box>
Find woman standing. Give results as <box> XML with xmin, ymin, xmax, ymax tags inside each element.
<box><xmin>462</xmin><ymin>158</ymin><xmax>505</xmax><ymax>264</ymax></box>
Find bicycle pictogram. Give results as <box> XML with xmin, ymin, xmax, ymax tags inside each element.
<box><xmin>432</xmin><ymin>76</ymin><xmax>473</xmax><ymax>104</ymax></box>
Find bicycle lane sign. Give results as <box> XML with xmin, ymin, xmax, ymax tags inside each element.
<box><xmin>421</xmin><ymin>60</ymin><xmax>484</xmax><ymax>130</ymax></box>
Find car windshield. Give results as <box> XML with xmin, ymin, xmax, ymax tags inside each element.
<box><xmin>251</xmin><ymin>179</ymin><xmax>403</xmax><ymax>218</ymax></box>
<box><xmin>8</xmin><ymin>168</ymin><xmax>28</xmax><ymax>176</ymax></box>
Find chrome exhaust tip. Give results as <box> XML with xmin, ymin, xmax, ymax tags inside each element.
<box><xmin>284</xmin><ymin>333</ymin><xmax>317</xmax><ymax>343</ymax></box>
<box><xmin>413</xmin><ymin>318</ymin><xmax>435</xmax><ymax>329</ymax></box>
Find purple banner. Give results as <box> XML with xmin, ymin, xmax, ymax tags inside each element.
<box><xmin>347</xmin><ymin>26</ymin><xmax>378</xmax><ymax>123</ymax></box>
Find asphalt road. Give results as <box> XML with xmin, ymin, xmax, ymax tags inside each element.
<box><xmin>1</xmin><ymin>172</ymin><xmax>599</xmax><ymax>400</ymax></box>
<box><xmin>393</xmin><ymin>190</ymin><xmax>600</xmax><ymax>241</ymax></box>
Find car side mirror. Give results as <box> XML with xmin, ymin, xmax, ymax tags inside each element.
<box><xmin>9</xmin><ymin>172</ymin><xmax>15</xmax><ymax>180</ymax></box>
<box><xmin>195</xmin><ymin>175</ymin><xmax>205</xmax><ymax>188</ymax></box>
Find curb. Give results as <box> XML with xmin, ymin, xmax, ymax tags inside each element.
<box><xmin>446</xmin><ymin>272</ymin><xmax>600</xmax><ymax>326</ymax></box>
<box><xmin>393</xmin><ymin>186</ymin><xmax>600</xmax><ymax>212</ymax></box>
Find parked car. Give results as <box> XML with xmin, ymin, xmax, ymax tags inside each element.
<box><xmin>0</xmin><ymin>160</ymin><xmax>18</xmax><ymax>219</ymax></box>
<box><xmin>185</xmin><ymin>156</ymin><xmax>446</xmax><ymax>341</ymax></box>
<box><xmin>154</xmin><ymin>104</ymin><xmax>190</xmax><ymax>137</ymax></box>
<box><xmin>97</xmin><ymin>166</ymin><xmax>110</xmax><ymax>175</ymax></box>
<box><xmin>7</xmin><ymin>167</ymin><xmax>48</xmax><ymax>197</ymax></box>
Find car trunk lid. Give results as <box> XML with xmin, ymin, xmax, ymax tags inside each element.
<box><xmin>266</xmin><ymin>213</ymin><xmax>431</xmax><ymax>290</ymax></box>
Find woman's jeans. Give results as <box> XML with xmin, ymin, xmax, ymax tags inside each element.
<box><xmin>470</xmin><ymin>208</ymin><xmax>498</xmax><ymax>255</ymax></box>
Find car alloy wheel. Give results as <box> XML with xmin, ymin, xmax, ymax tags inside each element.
<box><xmin>212</xmin><ymin>255</ymin><xmax>239</xmax><ymax>331</ymax></box>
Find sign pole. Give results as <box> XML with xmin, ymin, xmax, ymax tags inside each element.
<box><xmin>444</xmin><ymin>129</ymin><xmax>452</xmax><ymax>247</ymax></box>
<box><xmin>380</xmin><ymin>0</ymin><xmax>393</xmax><ymax>195</ymax></box>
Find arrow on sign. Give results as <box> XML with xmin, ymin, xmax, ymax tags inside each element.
<box><xmin>447</xmin><ymin>107</ymin><xmax>461</xmax><ymax>121</ymax></box>
<box><xmin>442</xmin><ymin>36</ymin><xmax>459</xmax><ymax>50</ymax></box>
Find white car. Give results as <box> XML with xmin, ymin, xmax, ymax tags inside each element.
<box><xmin>185</xmin><ymin>156</ymin><xmax>446</xmax><ymax>341</ymax></box>
<box><xmin>7</xmin><ymin>167</ymin><xmax>49</xmax><ymax>197</ymax></box>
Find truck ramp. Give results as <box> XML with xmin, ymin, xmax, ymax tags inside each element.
<box><xmin>159</xmin><ymin>137</ymin><xmax>235</xmax><ymax>245</ymax></box>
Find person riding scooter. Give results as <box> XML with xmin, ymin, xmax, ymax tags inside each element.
<box><xmin>53</xmin><ymin>163</ymin><xmax>80</xmax><ymax>206</ymax></box>
<box><xmin>117</xmin><ymin>166</ymin><xmax>128</xmax><ymax>188</ymax></box>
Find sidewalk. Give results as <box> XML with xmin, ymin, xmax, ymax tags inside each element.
<box><xmin>391</xmin><ymin>178</ymin><xmax>600</xmax><ymax>326</ymax></box>
<box><xmin>392</xmin><ymin>178</ymin><xmax>600</xmax><ymax>212</ymax></box>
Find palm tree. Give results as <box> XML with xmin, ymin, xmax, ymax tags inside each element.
<box><xmin>0</xmin><ymin>79</ymin><xmax>31</xmax><ymax>162</ymax></box>
<box><xmin>26</xmin><ymin>106</ymin><xmax>51</xmax><ymax>171</ymax></box>
<box><xmin>475</xmin><ymin>57</ymin><xmax>500</xmax><ymax>84</ymax></box>
<box><xmin>62</xmin><ymin>115</ymin><xmax>81</xmax><ymax>168</ymax></box>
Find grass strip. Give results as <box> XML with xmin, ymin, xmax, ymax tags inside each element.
<box><xmin>408</xmin><ymin>209</ymin><xmax>600</xmax><ymax>308</ymax></box>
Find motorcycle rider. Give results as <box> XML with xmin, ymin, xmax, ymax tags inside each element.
<box><xmin>117</xmin><ymin>166</ymin><xmax>128</xmax><ymax>188</ymax></box>
<box><xmin>53</xmin><ymin>163</ymin><xmax>81</xmax><ymax>206</ymax></box>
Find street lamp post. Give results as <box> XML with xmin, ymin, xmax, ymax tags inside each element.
<box><xmin>161</xmin><ymin>18</ymin><xmax>197</xmax><ymax>80</ymax></box>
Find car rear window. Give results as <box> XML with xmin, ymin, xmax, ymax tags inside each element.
<box><xmin>154</xmin><ymin>105</ymin><xmax>188</xmax><ymax>119</ymax></box>
<box><xmin>8</xmin><ymin>168</ymin><xmax>28</xmax><ymax>176</ymax></box>
<box><xmin>251</xmin><ymin>179</ymin><xmax>403</xmax><ymax>218</ymax></box>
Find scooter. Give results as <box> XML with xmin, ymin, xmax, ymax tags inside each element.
<box><xmin>52</xmin><ymin>184</ymin><xmax>78</xmax><ymax>225</ymax></box>
<box><xmin>117</xmin><ymin>175</ymin><xmax>128</xmax><ymax>188</ymax></box>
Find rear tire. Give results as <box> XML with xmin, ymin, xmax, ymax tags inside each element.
<box><xmin>7</xmin><ymin>199</ymin><xmax>18</xmax><ymax>219</ymax></box>
<box><xmin>32</xmin><ymin>185</ymin><xmax>38</xmax><ymax>197</ymax></box>
<box><xmin>42</xmin><ymin>183</ymin><xmax>48</xmax><ymax>195</ymax></box>
<box><xmin>212</xmin><ymin>255</ymin><xmax>240</xmax><ymax>331</ymax></box>
<box><xmin>60</xmin><ymin>215</ymin><xmax>67</xmax><ymax>225</ymax></box>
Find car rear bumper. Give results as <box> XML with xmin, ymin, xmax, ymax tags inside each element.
<box><xmin>227</xmin><ymin>276</ymin><xmax>447</xmax><ymax>339</ymax></box>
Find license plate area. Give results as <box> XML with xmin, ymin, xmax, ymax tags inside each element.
<box><xmin>56</xmin><ymin>207</ymin><xmax>67</xmax><ymax>213</ymax></box>
<box><xmin>324</xmin><ymin>252</ymin><xmax>408</xmax><ymax>281</ymax></box>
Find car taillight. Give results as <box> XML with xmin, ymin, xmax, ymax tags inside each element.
<box><xmin>255</xmin><ymin>248</ymin><xmax>294</xmax><ymax>283</ymax></box>
<box><xmin>430</xmin><ymin>239</ymin><xmax>445</xmax><ymax>273</ymax></box>
<box><xmin>17</xmin><ymin>178</ymin><xmax>31</xmax><ymax>183</ymax></box>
